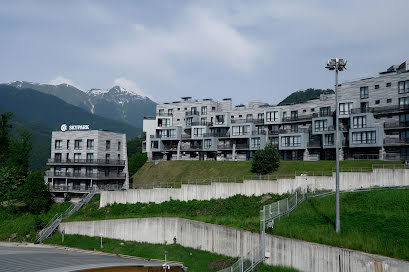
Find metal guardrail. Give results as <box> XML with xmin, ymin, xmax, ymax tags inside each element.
<box><xmin>47</xmin><ymin>159</ymin><xmax>125</xmax><ymax>165</ymax></box>
<box><xmin>45</xmin><ymin>171</ymin><xmax>126</xmax><ymax>179</ymax></box>
<box><xmin>49</xmin><ymin>184</ymin><xmax>122</xmax><ymax>192</ymax></box>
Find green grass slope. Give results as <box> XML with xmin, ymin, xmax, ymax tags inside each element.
<box><xmin>271</xmin><ymin>189</ymin><xmax>409</xmax><ymax>260</ymax></box>
<box><xmin>132</xmin><ymin>160</ymin><xmax>400</xmax><ymax>187</ymax></box>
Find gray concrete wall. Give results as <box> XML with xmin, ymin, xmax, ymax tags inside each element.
<box><xmin>100</xmin><ymin>169</ymin><xmax>409</xmax><ymax>207</ymax></box>
<box><xmin>60</xmin><ymin>217</ymin><xmax>409</xmax><ymax>272</ymax></box>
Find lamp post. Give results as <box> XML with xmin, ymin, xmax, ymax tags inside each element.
<box><xmin>325</xmin><ymin>58</ymin><xmax>347</xmax><ymax>233</ymax></box>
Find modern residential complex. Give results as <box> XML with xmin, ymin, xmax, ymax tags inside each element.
<box><xmin>143</xmin><ymin>60</ymin><xmax>409</xmax><ymax>161</ymax></box>
<box><xmin>45</xmin><ymin>128</ymin><xmax>129</xmax><ymax>198</ymax></box>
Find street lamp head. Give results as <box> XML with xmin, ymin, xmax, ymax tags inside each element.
<box><xmin>325</xmin><ymin>58</ymin><xmax>347</xmax><ymax>71</ymax></box>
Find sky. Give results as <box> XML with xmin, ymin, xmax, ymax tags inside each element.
<box><xmin>0</xmin><ymin>0</ymin><xmax>408</xmax><ymax>105</ymax></box>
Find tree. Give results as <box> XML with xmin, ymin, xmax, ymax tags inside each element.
<box><xmin>251</xmin><ymin>142</ymin><xmax>280</xmax><ymax>175</ymax></box>
<box><xmin>17</xmin><ymin>170</ymin><xmax>52</xmax><ymax>214</ymax></box>
<box><xmin>0</xmin><ymin>112</ymin><xmax>13</xmax><ymax>166</ymax></box>
<box><xmin>0</xmin><ymin>166</ymin><xmax>24</xmax><ymax>203</ymax></box>
<box><xmin>127</xmin><ymin>136</ymin><xmax>144</xmax><ymax>157</ymax></box>
<box><xmin>128</xmin><ymin>153</ymin><xmax>147</xmax><ymax>177</ymax></box>
<box><xmin>8</xmin><ymin>129</ymin><xmax>32</xmax><ymax>177</ymax></box>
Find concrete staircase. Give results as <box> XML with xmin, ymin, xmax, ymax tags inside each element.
<box><xmin>36</xmin><ymin>192</ymin><xmax>95</xmax><ymax>243</ymax></box>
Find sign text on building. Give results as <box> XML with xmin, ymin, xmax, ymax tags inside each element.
<box><xmin>61</xmin><ymin>124</ymin><xmax>90</xmax><ymax>132</ymax></box>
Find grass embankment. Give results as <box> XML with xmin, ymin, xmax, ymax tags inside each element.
<box><xmin>45</xmin><ymin>234</ymin><xmax>298</xmax><ymax>272</ymax></box>
<box><xmin>271</xmin><ymin>189</ymin><xmax>409</xmax><ymax>260</ymax></box>
<box><xmin>132</xmin><ymin>160</ymin><xmax>400</xmax><ymax>187</ymax></box>
<box><xmin>68</xmin><ymin>193</ymin><xmax>289</xmax><ymax>232</ymax></box>
<box><xmin>0</xmin><ymin>202</ymin><xmax>71</xmax><ymax>242</ymax></box>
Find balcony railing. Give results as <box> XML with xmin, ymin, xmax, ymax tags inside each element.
<box><xmin>47</xmin><ymin>159</ymin><xmax>125</xmax><ymax>165</ymax></box>
<box><xmin>48</xmin><ymin>184</ymin><xmax>122</xmax><ymax>192</ymax></box>
<box><xmin>185</xmin><ymin>111</ymin><xmax>199</xmax><ymax>116</ymax></box>
<box><xmin>268</xmin><ymin>130</ymin><xmax>279</xmax><ymax>136</ymax></box>
<box><xmin>384</xmin><ymin>138</ymin><xmax>409</xmax><ymax>146</ymax></box>
<box><xmin>279</xmin><ymin>128</ymin><xmax>309</xmax><ymax>134</ymax></box>
<box><xmin>351</xmin><ymin>104</ymin><xmax>409</xmax><ymax>114</ymax></box>
<box><xmin>312</xmin><ymin>111</ymin><xmax>334</xmax><ymax>118</ymax></box>
<box><xmin>384</xmin><ymin>121</ymin><xmax>409</xmax><ymax>129</ymax></box>
<box><xmin>191</xmin><ymin>121</ymin><xmax>213</xmax><ymax>126</ymax></box>
<box><xmin>181</xmin><ymin>134</ymin><xmax>191</xmax><ymax>139</ymax></box>
<box><xmin>281</xmin><ymin>143</ymin><xmax>302</xmax><ymax>147</ymax></box>
<box><xmin>45</xmin><ymin>171</ymin><xmax>126</xmax><ymax>179</ymax></box>
<box><xmin>251</xmin><ymin>130</ymin><xmax>267</xmax><ymax>135</ymax></box>
<box><xmin>163</xmin><ymin>145</ymin><xmax>178</xmax><ymax>151</ymax></box>
<box><xmin>180</xmin><ymin>145</ymin><xmax>203</xmax><ymax>150</ymax></box>
<box><xmin>308</xmin><ymin>141</ymin><xmax>321</xmax><ymax>148</ymax></box>
<box><xmin>282</xmin><ymin>114</ymin><xmax>314</xmax><ymax>122</ymax></box>
<box><xmin>157</xmin><ymin>112</ymin><xmax>173</xmax><ymax>116</ymax></box>
<box><xmin>217</xmin><ymin>144</ymin><xmax>233</xmax><ymax>150</ymax></box>
<box><xmin>231</xmin><ymin>119</ymin><xmax>264</xmax><ymax>124</ymax></box>
<box><xmin>236</xmin><ymin>144</ymin><xmax>249</xmax><ymax>149</ymax></box>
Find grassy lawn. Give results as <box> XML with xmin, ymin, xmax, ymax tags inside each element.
<box><xmin>132</xmin><ymin>160</ymin><xmax>400</xmax><ymax>187</ymax></box>
<box><xmin>0</xmin><ymin>202</ymin><xmax>71</xmax><ymax>242</ymax></box>
<box><xmin>271</xmin><ymin>189</ymin><xmax>409</xmax><ymax>260</ymax></box>
<box><xmin>45</xmin><ymin>234</ymin><xmax>297</xmax><ymax>272</ymax></box>
<box><xmin>68</xmin><ymin>193</ymin><xmax>289</xmax><ymax>232</ymax></box>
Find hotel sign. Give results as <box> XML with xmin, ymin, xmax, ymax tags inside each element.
<box><xmin>61</xmin><ymin>124</ymin><xmax>90</xmax><ymax>132</ymax></box>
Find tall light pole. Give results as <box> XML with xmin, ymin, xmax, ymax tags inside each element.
<box><xmin>325</xmin><ymin>58</ymin><xmax>347</xmax><ymax>233</ymax></box>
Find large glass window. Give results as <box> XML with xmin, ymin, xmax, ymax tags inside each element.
<box><xmin>87</xmin><ymin>139</ymin><xmax>94</xmax><ymax>149</ymax></box>
<box><xmin>291</xmin><ymin>111</ymin><xmax>298</xmax><ymax>120</ymax></box>
<box><xmin>320</xmin><ymin>107</ymin><xmax>331</xmax><ymax>116</ymax></box>
<box><xmin>54</xmin><ymin>153</ymin><xmax>62</xmax><ymax>162</ymax></box>
<box><xmin>191</xmin><ymin>107</ymin><xmax>197</xmax><ymax>114</ymax></box>
<box><xmin>360</xmin><ymin>86</ymin><xmax>369</xmax><ymax>99</ymax></box>
<box><xmin>168</xmin><ymin>109</ymin><xmax>173</xmax><ymax>115</ymax></box>
<box><xmin>215</xmin><ymin>115</ymin><xmax>225</xmax><ymax>125</ymax></box>
<box><xmin>266</xmin><ymin>111</ymin><xmax>279</xmax><ymax>122</ymax></box>
<box><xmin>193</xmin><ymin>128</ymin><xmax>203</xmax><ymax>137</ymax></box>
<box><xmin>204</xmin><ymin>139</ymin><xmax>211</xmax><ymax>148</ymax></box>
<box><xmin>398</xmin><ymin>81</ymin><xmax>409</xmax><ymax>94</ymax></box>
<box><xmin>232</xmin><ymin>125</ymin><xmax>250</xmax><ymax>136</ymax></box>
<box><xmin>201</xmin><ymin>106</ymin><xmax>207</xmax><ymax>115</ymax></box>
<box><xmin>339</xmin><ymin>102</ymin><xmax>353</xmax><ymax>115</ymax></box>
<box><xmin>86</xmin><ymin>153</ymin><xmax>94</xmax><ymax>161</ymax></box>
<box><xmin>281</xmin><ymin>136</ymin><xmax>301</xmax><ymax>147</ymax></box>
<box><xmin>324</xmin><ymin>134</ymin><xmax>334</xmax><ymax>145</ymax></box>
<box><xmin>251</xmin><ymin>138</ymin><xmax>261</xmax><ymax>148</ymax></box>
<box><xmin>74</xmin><ymin>153</ymin><xmax>81</xmax><ymax>162</ymax></box>
<box><xmin>106</xmin><ymin>140</ymin><xmax>111</xmax><ymax>150</ymax></box>
<box><xmin>246</xmin><ymin>114</ymin><xmax>253</xmax><ymax>121</ymax></box>
<box><xmin>352</xmin><ymin>131</ymin><xmax>376</xmax><ymax>144</ymax></box>
<box><xmin>55</xmin><ymin>140</ymin><xmax>62</xmax><ymax>149</ymax></box>
<box><xmin>314</xmin><ymin>119</ymin><xmax>328</xmax><ymax>131</ymax></box>
<box><xmin>353</xmin><ymin>116</ymin><xmax>367</xmax><ymax>128</ymax></box>
<box><xmin>258</xmin><ymin>113</ymin><xmax>264</xmax><ymax>122</ymax></box>
<box><xmin>160</xmin><ymin>129</ymin><xmax>176</xmax><ymax>138</ymax></box>
<box><xmin>399</xmin><ymin>97</ymin><xmax>409</xmax><ymax>107</ymax></box>
<box><xmin>74</xmin><ymin>139</ymin><xmax>82</xmax><ymax>149</ymax></box>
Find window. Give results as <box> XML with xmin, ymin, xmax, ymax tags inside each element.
<box><xmin>168</xmin><ymin>109</ymin><xmax>173</xmax><ymax>115</ymax></box>
<box><xmin>386</xmin><ymin>82</ymin><xmax>391</xmax><ymax>87</ymax></box>
<box><xmin>212</xmin><ymin>106</ymin><xmax>216</xmax><ymax>111</ymax></box>
<box><xmin>375</xmin><ymin>85</ymin><xmax>379</xmax><ymax>89</ymax></box>
<box><xmin>186</xmin><ymin>117</ymin><xmax>193</xmax><ymax>126</ymax></box>
<box><xmin>74</xmin><ymin>139</ymin><xmax>82</xmax><ymax>149</ymax></box>
<box><xmin>239</xmin><ymin>115</ymin><xmax>243</xmax><ymax>118</ymax></box>
<box><xmin>74</xmin><ymin>153</ymin><xmax>81</xmax><ymax>162</ymax></box>
<box><xmin>66</xmin><ymin>140</ymin><xmax>70</xmax><ymax>149</ymax></box>
<box><xmin>151</xmin><ymin>141</ymin><xmax>159</xmax><ymax>149</ymax></box>
<box><xmin>360</xmin><ymin>102</ymin><xmax>369</xmax><ymax>111</ymax></box>
<box><xmin>87</xmin><ymin>139</ymin><xmax>94</xmax><ymax>149</ymax></box>
<box><xmin>201</xmin><ymin>117</ymin><xmax>207</xmax><ymax>125</ymax></box>
<box><xmin>266</xmin><ymin>111</ymin><xmax>279</xmax><ymax>122</ymax></box>
<box><xmin>73</xmin><ymin>167</ymin><xmax>81</xmax><ymax>175</ymax></box>
<box><xmin>106</xmin><ymin>140</ymin><xmax>111</xmax><ymax>150</ymax></box>
<box><xmin>320</xmin><ymin>107</ymin><xmax>331</xmax><ymax>116</ymax></box>
<box><xmin>353</xmin><ymin>116</ymin><xmax>367</xmax><ymax>128</ymax></box>
<box><xmin>86</xmin><ymin>167</ymin><xmax>93</xmax><ymax>176</ymax></box>
<box><xmin>311</xmin><ymin>108</ymin><xmax>315</xmax><ymax>112</ymax></box>
<box><xmin>177</xmin><ymin>119</ymin><xmax>180</xmax><ymax>121</ymax></box>
<box><xmin>184</xmin><ymin>107</ymin><xmax>187</xmax><ymax>110</ymax></box>
<box><xmin>375</xmin><ymin>100</ymin><xmax>380</xmax><ymax>104</ymax></box>
<box><xmin>105</xmin><ymin>153</ymin><xmax>110</xmax><ymax>162</ymax></box>
<box><xmin>291</xmin><ymin>111</ymin><xmax>298</xmax><ymax>120</ymax></box>
<box><xmin>55</xmin><ymin>140</ymin><xmax>62</xmax><ymax>149</ymax></box>
<box><xmin>54</xmin><ymin>153</ymin><xmax>62</xmax><ymax>162</ymax></box>
<box><xmin>204</xmin><ymin>139</ymin><xmax>211</xmax><ymax>148</ymax></box>
<box><xmin>118</xmin><ymin>141</ymin><xmax>121</xmax><ymax>151</ymax></box>
<box><xmin>258</xmin><ymin>113</ymin><xmax>264</xmax><ymax>121</ymax></box>
<box><xmin>191</xmin><ymin>107</ymin><xmax>197</xmax><ymax>114</ymax></box>
<box><xmin>251</xmin><ymin>138</ymin><xmax>261</xmax><ymax>148</ymax></box>
<box><xmin>303</xmin><ymin>109</ymin><xmax>306</xmax><ymax>113</ymax></box>
<box><xmin>177</xmin><ymin>108</ymin><xmax>180</xmax><ymax>111</ymax></box>
<box><xmin>158</xmin><ymin>109</ymin><xmax>164</xmax><ymax>115</ymax></box>
<box><xmin>314</xmin><ymin>119</ymin><xmax>328</xmax><ymax>131</ymax></box>
<box><xmin>339</xmin><ymin>102</ymin><xmax>353</xmax><ymax>115</ymax></box>
<box><xmin>360</xmin><ymin>86</ymin><xmax>369</xmax><ymax>99</ymax></box>
<box><xmin>399</xmin><ymin>97</ymin><xmax>409</xmax><ymax>107</ymax></box>
<box><xmin>86</xmin><ymin>153</ymin><xmax>94</xmax><ymax>161</ymax></box>
<box><xmin>117</xmin><ymin>154</ymin><xmax>120</xmax><ymax>161</ymax></box>
<box><xmin>201</xmin><ymin>106</ymin><xmax>207</xmax><ymax>115</ymax></box>
<box><xmin>352</xmin><ymin>131</ymin><xmax>376</xmax><ymax>144</ymax></box>
<box><xmin>387</xmin><ymin>98</ymin><xmax>392</xmax><ymax>103</ymax></box>
<box><xmin>398</xmin><ymin>81</ymin><xmax>409</xmax><ymax>94</ymax></box>
<box><xmin>232</xmin><ymin>125</ymin><xmax>250</xmax><ymax>136</ymax></box>
<box><xmin>281</xmin><ymin>136</ymin><xmax>301</xmax><ymax>147</ymax></box>
<box><xmin>324</xmin><ymin>134</ymin><xmax>334</xmax><ymax>146</ymax></box>
<box><xmin>193</xmin><ymin>128</ymin><xmax>203</xmax><ymax>137</ymax></box>
<box><xmin>246</xmin><ymin>114</ymin><xmax>253</xmax><ymax>121</ymax></box>
<box><xmin>283</xmin><ymin>112</ymin><xmax>287</xmax><ymax>119</ymax></box>
<box><xmin>215</xmin><ymin>115</ymin><xmax>225</xmax><ymax>125</ymax></box>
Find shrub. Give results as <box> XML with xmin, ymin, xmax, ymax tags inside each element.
<box><xmin>17</xmin><ymin>170</ymin><xmax>52</xmax><ymax>214</ymax></box>
<box><xmin>251</xmin><ymin>142</ymin><xmax>280</xmax><ymax>175</ymax></box>
<box><xmin>128</xmin><ymin>153</ymin><xmax>147</xmax><ymax>177</ymax></box>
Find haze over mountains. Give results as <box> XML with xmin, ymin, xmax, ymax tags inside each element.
<box><xmin>7</xmin><ymin>81</ymin><xmax>157</xmax><ymax>129</ymax></box>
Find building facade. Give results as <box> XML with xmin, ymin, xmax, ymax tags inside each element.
<box><xmin>143</xmin><ymin>61</ymin><xmax>409</xmax><ymax>161</ymax></box>
<box><xmin>45</xmin><ymin>129</ymin><xmax>129</xmax><ymax>197</ymax></box>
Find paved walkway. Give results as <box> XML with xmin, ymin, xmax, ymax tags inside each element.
<box><xmin>0</xmin><ymin>243</ymin><xmax>182</xmax><ymax>272</ymax></box>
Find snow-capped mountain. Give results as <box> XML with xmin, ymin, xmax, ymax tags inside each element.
<box><xmin>6</xmin><ymin>81</ymin><xmax>156</xmax><ymax>129</ymax></box>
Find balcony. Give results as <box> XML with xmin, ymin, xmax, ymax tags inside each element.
<box><xmin>191</xmin><ymin>121</ymin><xmax>213</xmax><ymax>126</ymax></box>
<box><xmin>180</xmin><ymin>145</ymin><xmax>203</xmax><ymax>151</ymax></box>
<box><xmin>308</xmin><ymin>141</ymin><xmax>321</xmax><ymax>148</ymax></box>
<box><xmin>185</xmin><ymin>111</ymin><xmax>199</xmax><ymax>116</ymax></box>
<box><xmin>181</xmin><ymin>134</ymin><xmax>191</xmax><ymax>139</ymax></box>
<box><xmin>231</xmin><ymin>119</ymin><xmax>264</xmax><ymax>124</ymax></box>
<box><xmin>45</xmin><ymin>171</ymin><xmax>126</xmax><ymax>180</ymax></box>
<box><xmin>236</xmin><ymin>144</ymin><xmax>249</xmax><ymax>149</ymax></box>
<box><xmin>47</xmin><ymin>159</ymin><xmax>126</xmax><ymax>166</ymax></box>
<box><xmin>251</xmin><ymin>130</ymin><xmax>267</xmax><ymax>135</ymax></box>
<box><xmin>312</xmin><ymin>111</ymin><xmax>334</xmax><ymax>118</ymax></box>
<box><xmin>163</xmin><ymin>145</ymin><xmax>178</xmax><ymax>151</ymax></box>
<box><xmin>203</xmin><ymin>132</ymin><xmax>230</xmax><ymax>138</ymax></box>
<box><xmin>278</xmin><ymin>128</ymin><xmax>309</xmax><ymax>134</ymax></box>
<box><xmin>351</xmin><ymin>104</ymin><xmax>409</xmax><ymax>115</ymax></box>
<box><xmin>268</xmin><ymin>130</ymin><xmax>279</xmax><ymax>136</ymax></box>
<box><xmin>217</xmin><ymin>144</ymin><xmax>233</xmax><ymax>150</ymax></box>
<box><xmin>384</xmin><ymin>138</ymin><xmax>409</xmax><ymax>146</ymax></box>
<box><xmin>48</xmin><ymin>184</ymin><xmax>122</xmax><ymax>193</ymax></box>
<box><xmin>156</xmin><ymin>112</ymin><xmax>173</xmax><ymax>116</ymax></box>
<box><xmin>282</xmin><ymin>114</ymin><xmax>314</xmax><ymax>123</ymax></box>
<box><xmin>384</xmin><ymin>121</ymin><xmax>409</xmax><ymax>129</ymax></box>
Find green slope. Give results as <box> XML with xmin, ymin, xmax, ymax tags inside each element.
<box><xmin>278</xmin><ymin>88</ymin><xmax>334</xmax><ymax>106</ymax></box>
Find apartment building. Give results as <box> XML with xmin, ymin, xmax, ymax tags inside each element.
<box><xmin>45</xmin><ymin>128</ymin><xmax>129</xmax><ymax>198</ymax></box>
<box><xmin>143</xmin><ymin>60</ymin><xmax>409</xmax><ymax>161</ymax></box>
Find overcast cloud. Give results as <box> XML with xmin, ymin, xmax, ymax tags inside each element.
<box><xmin>0</xmin><ymin>0</ymin><xmax>408</xmax><ymax>104</ymax></box>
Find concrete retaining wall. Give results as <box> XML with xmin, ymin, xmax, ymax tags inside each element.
<box><xmin>60</xmin><ymin>217</ymin><xmax>409</xmax><ymax>272</ymax></box>
<box><xmin>100</xmin><ymin>169</ymin><xmax>409</xmax><ymax>207</ymax></box>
